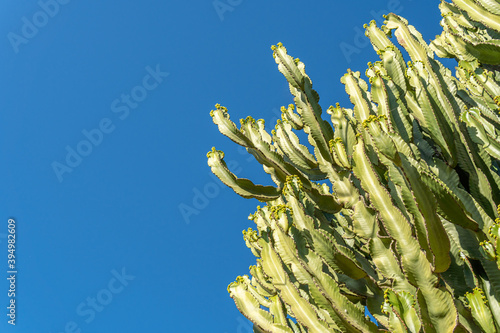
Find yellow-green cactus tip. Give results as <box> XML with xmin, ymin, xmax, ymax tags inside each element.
<box><xmin>480</xmin><ymin>241</ymin><xmax>497</xmax><ymax>261</ymax></box>
<box><xmin>488</xmin><ymin>224</ymin><xmax>499</xmax><ymax>239</ymax></box>
<box><xmin>277</xmin><ymin>42</ymin><xmax>283</xmax><ymax>47</ymax></box>
<box><xmin>271</xmin><ymin>45</ymin><xmax>276</xmax><ymax>51</ymax></box>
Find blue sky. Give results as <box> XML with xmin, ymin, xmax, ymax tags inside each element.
<box><xmin>0</xmin><ymin>1</ymin><xmax>450</xmax><ymax>332</ymax></box>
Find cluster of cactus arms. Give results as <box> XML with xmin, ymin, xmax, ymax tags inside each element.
<box><xmin>207</xmin><ymin>1</ymin><xmax>500</xmax><ymax>332</ymax></box>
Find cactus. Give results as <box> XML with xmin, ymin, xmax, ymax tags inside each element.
<box><xmin>209</xmin><ymin>1</ymin><xmax>500</xmax><ymax>332</ymax></box>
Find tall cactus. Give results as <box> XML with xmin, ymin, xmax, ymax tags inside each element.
<box><xmin>208</xmin><ymin>1</ymin><xmax>500</xmax><ymax>332</ymax></box>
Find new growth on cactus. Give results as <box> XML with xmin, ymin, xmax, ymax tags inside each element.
<box><xmin>209</xmin><ymin>1</ymin><xmax>500</xmax><ymax>332</ymax></box>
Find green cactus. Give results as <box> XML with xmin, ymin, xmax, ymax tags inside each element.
<box><xmin>209</xmin><ymin>1</ymin><xmax>500</xmax><ymax>332</ymax></box>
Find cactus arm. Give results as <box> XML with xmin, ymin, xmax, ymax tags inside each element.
<box><xmin>272</xmin><ymin>44</ymin><xmax>334</xmax><ymax>166</ymax></box>
<box><xmin>207</xmin><ymin>148</ymin><xmax>280</xmax><ymax>201</ymax></box>
<box><xmin>369</xmin><ymin>73</ymin><xmax>412</xmax><ymax>143</ymax></box>
<box><xmin>462</xmin><ymin>107</ymin><xmax>500</xmax><ymax>160</ymax></box>
<box><xmin>415</xmin><ymin>289</ymin><xmax>439</xmax><ymax>333</ymax></box>
<box><xmin>281</xmin><ymin>104</ymin><xmax>304</xmax><ymax>130</ymax></box>
<box><xmin>431</xmin><ymin>159</ymin><xmax>498</xmax><ymax>235</ymax></box>
<box><xmin>269</xmin><ymin>295</ymin><xmax>292</xmax><ymax>328</ymax></box>
<box><xmin>385</xmin><ymin>15</ymin><xmax>467</xmax><ymax>138</ymax></box>
<box><xmin>383</xmin><ymin>290</ymin><xmax>422</xmax><ymax>333</ymax></box>
<box><xmin>476</xmin><ymin>0</ymin><xmax>500</xmax><ymax>15</ymax></box>
<box><xmin>237</xmin><ymin>119</ymin><xmax>344</xmax><ymax>213</ymax></box>
<box><xmin>430</xmin><ymin>2</ymin><xmax>500</xmax><ymax>65</ymax></box>
<box><xmin>364</xmin><ymin>22</ymin><xmax>408</xmax><ymax>92</ymax></box>
<box><xmin>452</xmin><ymin>0</ymin><xmax>500</xmax><ymax>33</ymax></box>
<box><xmin>210</xmin><ymin>104</ymin><xmax>254</xmax><ymax>147</ymax></box>
<box><xmin>465</xmin><ymin>287</ymin><xmax>497</xmax><ymax>333</ymax></box>
<box><xmin>327</xmin><ymin>104</ymin><xmax>358</xmax><ymax>160</ymax></box>
<box><xmin>416</xmin><ymin>163</ymin><xmax>480</xmax><ymax>231</ymax></box>
<box><xmin>398</xmin><ymin>155</ymin><xmax>452</xmax><ymax>273</ymax></box>
<box><xmin>228</xmin><ymin>276</ymin><xmax>294</xmax><ymax>333</ymax></box>
<box><xmin>368</xmin><ymin>73</ymin><xmax>393</xmax><ymax>123</ymax></box>
<box><xmin>368</xmin><ymin>236</ymin><xmax>415</xmax><ymax>294</ymax></box>
<box><xmin>341</xmin><ymin>70</ymin><xmax>375</xmax><ymax>123</ymax></box>
<box><xmin>428</xmin><ymin>60</ymin><xmax>500</xmax><ymax>218</ymax></box>
<box><xmin>440</xmin><ymin>219</ymin><xmax>480</xmax><ymax>297</ymax></box>
<box><xmin>249</xmin><ymin>263</ymin><xmax>277</xmax><ymax>296</ymax></box>
<box><xmin>352</xmin><ymin>139</ymin><xmax>415</xmax><ymax>252</ymax></box>
<box><xmin>387</xmin><ymin>311</ymin><xmax>407</xmax><ymax>333</ymax></box>
<box><xmin>273</xmin><ymin>120</ymin><xmax>320</xmax><ymax>172</ymax></box>
<box><xmin>381</xmin><ymin>48</ymin><xmax>408</xmax><ymax>96</ymax></box>
<box><xmin>480</xmin><ymin>258</ymin><xmax>500</xmax><ymax>300</ymax></box>
<box><xmin>284</xmin><ymin>189</ymin><xmax>367</xmax><ymax>280</ymax></box>
<box><xmin>274</xmin><ymin>219</ymin><xmax>379</xmax><ymax>332</ymax></box>
<box><xmin>466</xmin><ymin>40</ymin><xmax>500</xmax><ymax>66</ymax></box>
<box><xmin>259</xmin><ymin>240</ymin><xmax>333</xmax><ymax>333</ymax></box>
<box><xmin>351</xmin><ymin>201</ymin><xmax>379</xmax><ymax>239</ymax></box>
<box><xmin>406</xmin><ymin>63</ymin><xmax>457</xmax><ymax>165</ymax></box>
<box><xmin>479</xmin><ymin>274</ymin><xmax>500</xmax><ymax>329</ymax></box>
<box><xmin>353</xmin><ymin>139</ymin><xmax>459</xmax><ymax>332</ymax></box>
<box><xmin>384</xmin><ymin>12</ymin><xmax>497</xmax><ymax>218</ymax></box>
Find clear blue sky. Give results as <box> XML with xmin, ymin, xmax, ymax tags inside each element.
<box><xmin>0</xmin><ymin>1</ymin><xmax>450</xmax><ymax>332</ymax></box>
